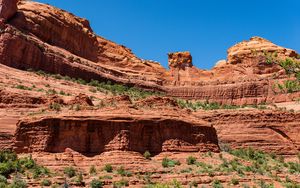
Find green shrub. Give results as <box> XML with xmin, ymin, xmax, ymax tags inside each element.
<box><xmin>231</xmin><ymin>178</ymin><xmax>239</xmax><ymax>185</ymax></box>
<box><xmin>0</xmin><ymin>162</ymin><xmax>15</xmax><ymax>177</ymax></box>
<box><xmin>0</xmin><ymin>182</ymin><xmax>6</xmax><ymax>188</ymax></box>
<box><xmin>104</xmin><ymin>164</ymin><xmax>113</xmax><ymax>173</ymax></box>
<box><xmin>230</xmin><ymin>148</ymin><xmax>267</xmax><ymax>162</ymax></box>
<box><xmin>144</xmin><ymin>183</ymin><xmax>170</xmax><ymax>188</ymax></box>
<box><xmin>212</xmin><ymin>180</ymin><xmax>223</xmax><ymax>188</ymax></box>
<box><xmin>180</xmin><ymin>167</ymin><xmax>192</xmax><ymax>173</ymax></box>
<box><xmin>15</xmin><ymin>85</ymin><xmax>32</xmax><ymax>91</ymax></box>
<box><xmin>100</xmin><ymin>175</ymin><xmax>112</xmax><ymax>180</ymax></box>
<box><xmin>143</xmin><ymin>151</ymin><xmax>151</xmax><ymax>160</ymax></box>
<box><xmin>59</xmin><ymin>90</ymin><xmax>66</xmax><ymax>95</ymax></box>
<box><xmin>74</xmin><ymin>172</ymin><xmax>84</xmax><ymax>186</ymax></box>
<box><xmin>0</xmin><ymin>150</ymin><xmax>17</xmax><ymax>162</ymax></box>
<box><xmin>32</xmin><ymin>166</ymin><xmax>50</xmax><ymax>179</ymax></box>
<box><xmin>63</xmin><ymin>166</ymin><xmax>76</xmax><ymax>178</ymax></box>
<box><xmin>207</xmin><ymin>151</ymin><xmax>213</xmax><ymax>157</ymax></box>
<box><xmin>287</xmin><ymin>162</ymin><xmax>300</xmax><ymax>174</ymax></box>
<box><xmin>113</xmin><ymin>179</ymin><xmax>129</xmax><ymax>187</ymax></box>
<box><xmin>19</xmin><ymin>155</ymin><xmax>36</xmax><ymax>169</ymax></box>
<box><xmin>189</xmin><ymin>181</ymin><xmax>198</xmax><ymax>187</ymax></box>
<box><xmin>116</xmin><ymin>166</ymin><xmax>132</xmax><ymax>177</ymax></box>
<box><xmin>40</xmin><ymin>179</ymin><xmax>51</xmax><ymax>186</ymax></box>
<box><xmin>258</xmin><ymin>180</ymin><xmax>274</xmax><ymax>188</ymax></box>
<box><xmin>90</xmin><ymin>179</ymin><xmax>103</xmax><ymax>188</ymax></box>
<box><xmin>89</xmin><ymin>165</ymin><xmax>97</xmax><ymax>175</ymax></box>
<box><xmin>0</xmin><ymin>175</ymin><xmax>7</xmax><ymax>184</ymax></box>
<box><xmin>284</xmin><ymin>80</ymin><xmax>300</xmax><ymax>93</ymax></box>
<box><xmin>49</xmin><ymin>103</ymin><xmax>61</xmax><ymax>111</ymax></box>
<box><xmin>47</xmin><ymin>89</ymin><xmax>57</xmax><ymax>95</ymax></box>
<box><xmin>162</xmin><ymin>158</ymin><xmax>181</xmax><ymax>168</ymax></box>
<box><xmin>280</xmin><ymin>58</ymin><xmax>298</xmax><ymax>74</ymax></box>
<box><xmin>171</xmin><ymin>179</ymin><xmax>183</xmax><ymax>188</ymax></box>
<box><xmin>186</xmin><ymin>156</ymin><xmax>197</xmax><ymax>165</ymax></box>
<box><xmin>9</xmin><ymin>177</ymin><xmax>27</xmax><ymax>188</ymax></box>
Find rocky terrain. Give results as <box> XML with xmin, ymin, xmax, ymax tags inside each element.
<box><xmin>0</xmin><ymin>0</ymin><xmax>299</xmax><ymax>187</ymax></box>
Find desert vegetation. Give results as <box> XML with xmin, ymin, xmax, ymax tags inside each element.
<box><xmin>261</xmin><ymin>53</ymin><xmax>300</xmax><ymax>93</ymax></box>
<box><xmin>0</xmin><ymin>147</ymin><xmax>299</xmax><ymax>187</ymax></box>
<box><xmin>28</xmin><ymin>69</ymin><xmax>165</xmax><ymax>100</ymax></box>
<box><xmin>176</xmin><ymin>99</ymin><xmax>268</xmax><ymax>111</ymax></box>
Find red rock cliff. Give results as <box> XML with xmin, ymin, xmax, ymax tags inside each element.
<box><xmin>0</xmin><ymin>0</ymin><xmax>299</xmax><ymax>105</ymax></box>
<box><xmin>13</xmin><ymin>115</ymin><xmax>220</xmax><ymax>154</ymax></box>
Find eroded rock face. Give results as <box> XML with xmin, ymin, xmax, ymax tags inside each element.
<box><xmin>0</xmin><ymin>0</ymin><xmax>17</xmax><ymax>22</ymax></box>
<box><xmin>196</xmin><ymin>110</ymin><xmax>300</xmax><ymax>155</ymax></box>
<box><xmin>0</xmin><ymin>0</ymin><xmax>299</xmax><ymax>105</ymax></box>
<box><xmin>168</xmin><ymin>51</ymin><xmax>193</xmax><ymax>69</ymax></box>
<box><xmin>227</xmin><ymin>36</ymin><xmax>298</xmax><ymax>65</ymax></box>
<box><xmin>67</xmin><ymin>93</ymin><xmax>93</xmax><ymax>106</ymax></box>
<box><xmin>0</xmin><ymin>1</ymin><xmax>165</xmax><ymax>91</ymax></box>
<box><xmin>13</xmin><ymin>116</ymin><xmax>219</xmax><ymax>154</ymax></box>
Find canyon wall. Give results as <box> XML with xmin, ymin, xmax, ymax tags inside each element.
<box><xmin>195</xmin><ymin>110</ymin><xmax>300</xmax><ymax>155</ymax></box>
<box><xmin>13</xmin><ymin>116</ymin><xmax>220</xmax><ymax>155</ymax></box>
<box><xmin>0</xmin><ymin>0</ymin><xmax>299</xmax><ymax>105</ymax></box>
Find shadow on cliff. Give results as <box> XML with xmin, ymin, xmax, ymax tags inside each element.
<box><xmin>14</xmin><ymin>118</ymin><xmax>220</xmax><ymax>157</ymax></box>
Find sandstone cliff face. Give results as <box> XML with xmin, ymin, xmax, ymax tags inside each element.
<box><xmin>12</xmin><ymin>1</ymin><xmax>99</xmax><ymax>62</ymax></box>
<box><xmin>0</xmin><ymin>0</ymin><xmax>165</xmax><ymax>91</ymax></box>
<box><xmin>0</xmin><ymin>0</ymin><xmax>299</xmax><ymax>105</ymax></box>
<box><xmin>14</xmin><ymin>116</ymin><xmax>219</xmax><ymax>154</ymax></box>
<box><xmin>165</xmin><ymin>37</ymin><xmax>300</xmax><ymax>104</ymax></box>
<box><xmin>195</xmin><ymin>110</ymin><xmax>300</xmax><ymax>155</ymax></box>
<box><xmin>227</xmin><ymin>36</ymin><xmax>298</xmax><ymax>65</ymax></box>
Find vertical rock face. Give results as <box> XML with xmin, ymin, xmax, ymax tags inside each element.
<box><xmin>196</xmin><ymin>110</ymin><xmax>300</xmax><ymax>155</ymax></box>
<box><xmin>11</xmin><ymin>1</ymin><xmax>99</xmax><ymax>62</ymax></box>
<box><xmin>0</xmin><ymin>0</ymin><xmax>17</xmax><ymax>22</ymax></box>
<box><xmin>168</xmin><ymin>52</ymin><xmax>193</xmax><ymax>70</ymax></box>
<box><xmin>13</xmin><ymin>116</ymin><xmax>220</xmax><ymax>154</ymax></box>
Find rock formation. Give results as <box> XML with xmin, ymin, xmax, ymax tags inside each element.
<box><xmin>0</xmin><ymin>0</ymin><xmax>17</xmax><ymax>22</ymax></box>
<box><xmin>0</xmin><ymin>0</ymin><xmax>299</xmax><ymax>105</ymax></box>
<box><xmin>227</xmin><ymin>36</ymin><xmax>298</xmax><ymax>65</ymax></box>
<box><xmin>168</xmin><ymin>52</ymin><xmax>193</xmax><ymax>69</ymax></box>
<box><xmin>195</xmin><ymin>110</ymin><xmax>300</xmax><ymax>156</ymax></box>
<box><xmin>13</xmin><ymin>115</ymin><xmax>219</xmax><ymax>154</ymax></box>
<box><xmin>0</xmin><ymin>1</ymin><xmax>299</xmax><ymax>187</ymax></box>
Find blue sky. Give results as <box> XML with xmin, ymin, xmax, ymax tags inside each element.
<box><xmin>35</xmin><ymin>0</ymin><xmax>299</xmax><ymax>69</ymax></box>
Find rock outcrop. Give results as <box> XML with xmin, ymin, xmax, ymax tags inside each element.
<box><xmin>0</xmin><ymin>1</ymin><xmax>300</xmax><ymax>187</ymax></box>
<box><xmin>168</xmin><ymin>51</ymin><xmax>193</xmax><ymax>69</ymax></box>
<box><xmin>14</xmin><ymin>115</ymin><xmax>219</xmax><ymax>154</ymax></box>
<box><xmin>196</xmin><ymin>110</ymin><xmax>300</xmax><ymax>155</ymax></box>
<box><xmin>227</xmin><ymin>36</ymin><xmax>298</xmax><ymax>65</ymax></box>
<box><xmin>0</xmin><ymin>1</ymin><xmax>165</xmax><ymax>91</ymax></box>
<box><xmin>0</xmin><ymin>0</ymin><xmax>299</xmax><ymax>105</ymax></box>
<box><xmin>0</xmin><ymin>0</ymin><xmax>17</xmax><ymax>22</ymax></box>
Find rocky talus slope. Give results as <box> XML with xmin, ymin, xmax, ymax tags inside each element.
<box><xmin>0</xmin><ymin>0</ymin><xmax>299</xmax><ymax>187</ymax></box>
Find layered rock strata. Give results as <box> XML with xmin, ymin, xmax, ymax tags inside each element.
<box><xmin>0</xmin><ymin>0</ymin><xmax>299</xmax><ymax>105</ymax></box>
<box><xmin>13</xmin><ymin>115</ymin><xmax>220</xmax><ymax>154</ymax></box>
<box><xmin>195</xmin><ymin>110</ymin><xmax>300</xmax><ymax>155</ymax></box>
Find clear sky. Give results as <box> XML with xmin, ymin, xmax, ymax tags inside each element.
<box><xmin>35</xmin><ymin>0</ymin><xmax>299</xmax><ymax>70</ymax></box>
